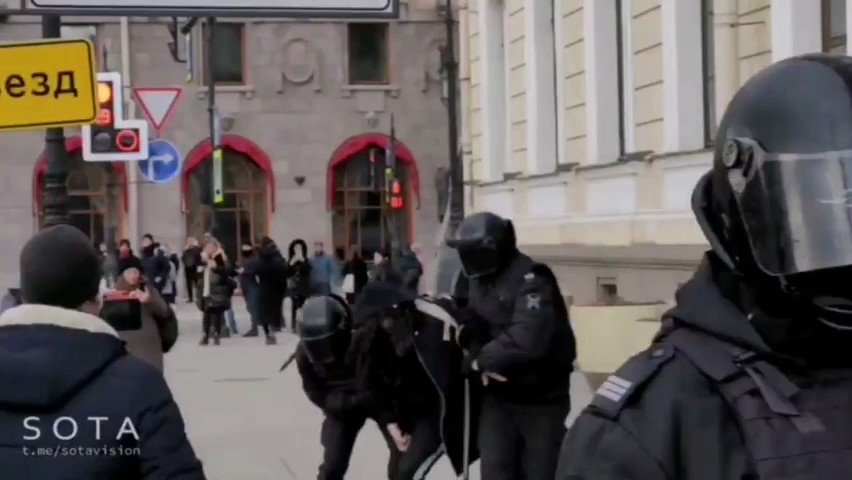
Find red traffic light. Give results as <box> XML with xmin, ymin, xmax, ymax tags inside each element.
<box><xmin>391</xmin><ymin>180</ymin><xmax>402</xmax><ymax>195</ymax></box>
<box><xmin>115</xmin><ymin>130</ymin><xmax>140</xmax><ymax>152</ymax></box>
<box><xmin>390</xmin><ymin>196</ymin><xmax>404</xmax><ymax>210</ymax></box>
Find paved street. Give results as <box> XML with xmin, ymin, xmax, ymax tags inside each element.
<box><xmin>164</xmin><ymin>301</ymin><xmax>593</xmax><ymax>480</ymax></box>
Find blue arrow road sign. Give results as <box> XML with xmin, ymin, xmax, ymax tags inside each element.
<box><xmin>138</xmin><ymin>140</ymin><xmax>182</xmax><ymax>184</ymax></box>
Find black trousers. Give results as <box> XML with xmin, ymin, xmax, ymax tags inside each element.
<box><xmin>291</xmin><ymin>295</ymin><xmax>306</xmax><ymax>331</ymax></box>
<box><xmin>318</xmin><ymin>414</ymin><xmax>443</xmax><ymax>480</ymax></box>
<box><xmin>184</xmin><ymin>268</ymin><xmax>197</xmax><ymax>301</ymax></box>
<box><xmin>202</xmin><ymin>309</ymin><xmax>225</xmax><ymax>337</ymax></box>
<box><xmin>478</xmin><ymin>395</ymin><xmax>570</xmax><ymax>480</ymax></box>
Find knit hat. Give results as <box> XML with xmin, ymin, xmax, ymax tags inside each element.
<box><xmin>20</xmin><ymin>225</ymin><xmax>101</xmax><ymax>309</ymax></box>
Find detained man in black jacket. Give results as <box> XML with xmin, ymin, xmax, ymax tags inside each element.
<box><xmin>0</xmin><ymin>225</ymin><xmax>205</xmax><ymax>479</ymax></box>
<box><xmin>295</xmin><ymin>295</ymin><xmax>400</xmax><ymax>480</ymax></box>
<box><xmin>447</xmin><ymin>211</ymin><xmax>576</xmax><ymax>480</ymax></box>
<box><xmin>559</xmin><ymin>54</ymin><xmax>852</xmax><ymax>480</ymax></box>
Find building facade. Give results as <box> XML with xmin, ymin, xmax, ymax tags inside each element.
<box><xmin>459</xmin><ymin>0</ymin><xmax>847</xmax><ymax>305</ymax></box>
<box><xmin>0</xmin><ymin>1</ymin><xmax>452</xmax><ymax>290</ymax></box>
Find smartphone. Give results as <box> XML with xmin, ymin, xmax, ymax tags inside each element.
<box><xmin>100</xmin><ymin>292</ymin><xmax>142</xmax><ymax>332</ymax></box>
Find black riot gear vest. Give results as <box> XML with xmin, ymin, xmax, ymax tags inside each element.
<box><xmin>447</xmin><ymin>211</ymin><xmax>517</xmax><ymax>279</ymax></box>
<box><xmin>297</xmin><ymin>295</ymin><xmax>352</xmax><ymax>365</ymax></box>
<box><xmin>467</xmin><ymin>253</ymin><xmax>574</xmax><ymax>402</ymax></box>
<box><xmin>658</xmin><ymin>324</ymin><xmax>852</xmax><ymax>479</ymax></box>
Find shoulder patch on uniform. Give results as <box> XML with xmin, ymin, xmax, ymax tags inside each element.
<box><xmin>525</xmin><ymin>293</ymin><xmax>541</xmax><ymax>310</ymax></box>
<box><xmin>524</xmin><ymin>272</ymin><xmax>535</xmax><ymax>282</ymax></box>
<box><xmin>590</xmin><ymin>345</ymin><xmax>675</xmax><ymax>419</ymax></box>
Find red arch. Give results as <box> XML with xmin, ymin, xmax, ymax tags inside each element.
<box><xmin>33</xmin><ymin>136</ymin><xmax>129</xmax><ymax>214</ymax></box>
<box><xmin>183</xmin><ymin>134</ymin><xmax>276</xmax><ymax>211</ymax></box>
<box><xmin>327</xmin><ymin>133</ymin><xmax>421</xmax><ymax>210</ymax></box>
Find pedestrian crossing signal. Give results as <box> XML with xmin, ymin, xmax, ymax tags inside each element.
<box><xmin>389</xmin><ymin>179</ymin><xmax>404</xmax><ymax>210</ymax></box>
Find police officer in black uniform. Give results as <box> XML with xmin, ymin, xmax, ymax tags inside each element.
<box><xmin>295</xmin><ymin>295</ymin><xmax>399</xmax><ymax>480</ymax></box>
<box><xmin>447</xmin><ymin>211</ymin><xmax>576</xmax><ymax>480</ymax></box>
<box><xmin>558</xmin><ymin>54</ymin><xmax>852</xmax><ymax>480</ymax></box>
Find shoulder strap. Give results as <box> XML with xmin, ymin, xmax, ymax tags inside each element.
<box><xmin>590</xmin><ymin>345</ymin><xmax>675</xmax><ymax>419</ymax></box>
<box><xmin>665</xmin><ymin>328</ymin><xmax>824</xmax><ymax>434</ymax></box>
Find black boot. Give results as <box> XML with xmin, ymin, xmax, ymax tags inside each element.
<box><xmin>213</xmin><ymin>332</ymin><xmax>221</xmax><ymax>346</ymax></box>
<box><xmin>199</xmin><ymin>334</ymin><xmax>209</xmax><ymax>346</ymax></box>
<box><xmin>243</xmin><ymin>327</ymin><xmax>259</xmax><ymax>337</ymax></box>
<box><xmin>265</xmin><ymin>334</ymin><xmax>277</xmax><ymax>346</ymax></box>
<box><xmin>222</xmin><ymin>327</ymin><xmax>231</xmax><ymax>338</ymax></box>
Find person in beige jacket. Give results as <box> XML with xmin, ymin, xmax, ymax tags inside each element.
<box><xmin>114</xmin><ymin>267</ymin><xmax>179</xmax><ymax>371</ymax></box>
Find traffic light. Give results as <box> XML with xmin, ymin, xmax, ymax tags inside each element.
<box><xmin>82</xmin><ymin>72</ymin><xmax>149</xmax><ymax>162</ymax></box>
<box><xmin>389</xmin><ymin>179</ymin><xmax>405</xmax><ymax>210</ymax></box>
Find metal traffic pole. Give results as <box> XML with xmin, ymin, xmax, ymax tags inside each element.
<box><xmin>205</xmin><ymin>16</ymin><xmax>224</xmax><ymax>240</ymax></box>
<box><xmin>443</xmin><ymin>0</ymin><xmax>464</xmax><ymax>234</ymax></box>
<box><xmin>41</xmin><ymin>14</ymin><xmax>70</xmax><ymax>229</ymax></box>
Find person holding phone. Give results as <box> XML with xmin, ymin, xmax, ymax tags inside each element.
<box><xmin>197</xmin><ymin>240</ymin><xmax>236</xmax><ymax>346</ymax></box>
<box><xmin>112</xmin><ymin>267</ymin><xmax>178</xmax><ymax>371</ymax></box>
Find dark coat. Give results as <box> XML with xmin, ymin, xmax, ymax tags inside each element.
<box><xmin>181</xmin><ymin>246</ymin><xmax>202</xmax><ymax>271</ymax></box>
<box><xmin>557</xmin><ymin>254</ymin><xmax>852</xmax><ymax>480</ymax></box>
<box><xmin>196</xmin><ymin>254</ymin><xmax>236</xmax><ymax>312</ymax></box>
<box><xmin>464</xmin><ymin>253</ymin><xmax>575</xmax><ymax>404</ymax></box>
<box><xmin>141</xmin><ymin>246</ymin><xmax>172</xmax><ymax>292</ymax></box>
<box><xmin>295</xmin><ymin>343</ymin><xmax>396</xmax><ymax>426</ymax></box>
<box><xmin>342</xmin><ymin>257</ymin><xmax>369</xmax><ymax>295</ymax></box>
<box><xmin>286</xmin><ymin>239</ymin><xmax>312</xmax><ymax>298</ymax></box>
<box><xmin>352</xmin><ymin>282</ymin><xmax>480</xmax><ymax>476</ymax></box>
<box><xmin>253</xmin><ymin>245</ymin><xmax>288</xmax><ymax>326</ymax></box>
<box><xmin>0</xmin><ymin>304</ymin><xmax>205</xmax><ymax>479</ymax></box>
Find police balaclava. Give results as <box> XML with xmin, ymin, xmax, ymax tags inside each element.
<box><xmin>696</xmin><ymin>54</ymin><xmax>852</xmax><ymax>330</ymax></box>
<box><xmin>448</xmin><ymin>211</ymin><xmax>518</xmax><ymax>279</ymax></box>
<box><xmin>20</xmin><ymin>225</ymin><xmax>101</xmax><ymax>310</ymax></box>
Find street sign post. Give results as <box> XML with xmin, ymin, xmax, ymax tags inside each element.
<box><xmin>83</xmin><ymin>71</ymin><xmax>149</xmax><ymax>161</ymax></box>
<box><xmin>23</xmin><ymin>0</ymin><xmax>400</xmax><ymax>17</ymax></box>
<box><xmin>138</xmin><ymin>140</ymin><xmax>182</xmax><ymax>184</ymax></box>
<box><xmin>133</xmin><ymin>87</ymin><xmax>183</xmax><ymax>137</ymax></box>
<box><xmin>0</xmin><ymin>38</ymin><xmax>97</xmax><ymax>132</ymax></box>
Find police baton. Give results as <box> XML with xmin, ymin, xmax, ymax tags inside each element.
<box><xmin>278</xmin><ymin>351</ymin><xmax>297</xmax><ymax>373</ymax></box>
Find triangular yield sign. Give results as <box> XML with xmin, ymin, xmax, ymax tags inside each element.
<box><xmin>133</xmin><ymin>88</ymin><xmax>183</xmax><ymax>134</ymax></box>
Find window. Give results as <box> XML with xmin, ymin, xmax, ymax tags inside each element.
<box><xmin>596</xmin><ymin>277</ymin><xmax>619</xmax><ymax>305</ymax></box>
<box><xmin>347</xmin><ymin>23</ymin><xmax>390</xmax><ymax>84</ymax></box>
<box><xmin>202</xmin><ymin>22</ymin><xmax>246</xmax><ymax>85</ymax></box>
<box><xmin>615</xmin><ymin>0</ymin><xmax>634</xmax><ymax>157</ymax></box>
<box><xmin>332</xmin><ymin>149</ymin><xmax>410</xmax><ymax>259</ymax></box>
<box><xmin>823</xmin><ymin>0</ymin><xmax>847</xmax><ymax>54</ymax></box>
<box><xmin>702</xmin><ymin>0</ymin><xmax>717</xmax><ymax>145</ymax></box>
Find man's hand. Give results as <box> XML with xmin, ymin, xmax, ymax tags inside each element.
<box><xmin>129</xmin><ymin>288</ymin><xmax>151</xmax><ymax>304</ymax></box>
<box><xmin>481</xmin><ymin>371</ymin><xmax>508</xmax><ymax>386</ymax></box>
<box><xmin>387</xmin><ymin>423</ymin><xmax>411</xmax><ymax>452</ymax></box>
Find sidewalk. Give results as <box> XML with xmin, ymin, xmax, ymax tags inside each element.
<box><xmin>164</xmin><ymin>301</ymin><xmax>591</xmax><ymax>479</ymax></box>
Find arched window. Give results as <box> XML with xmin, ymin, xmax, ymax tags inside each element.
<box><xmin>331</xmin><ymin>149</ymin><xmax>411</xmax><ymax>259</ymax></box>
<box><xmin>185</xmin><ymin>150</ymin><xmax>268</xmax><ymax>260</ymax></box>
<box><xmin>36</xmin><ymin>150</ymin><xmax>123</xmax><ymax>244</ymax></box>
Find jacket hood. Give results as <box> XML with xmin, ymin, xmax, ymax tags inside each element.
<box><xmin>0</xmin><ymin>305</ymin><xmax>125</xmax><ymax>409</ymax></box>
<box><xmin>662</xmin><ymin>253</ymin><xmax>771</xmax><ymax>353</ymax></box>
<box><xmin>288</xmin><ymin>239</ymin><xmax>308</xmax><ymax>259</ymax></box>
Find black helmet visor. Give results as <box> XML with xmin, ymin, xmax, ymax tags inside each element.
<box><xmin>302</xmin><ymin>333</ymin><xmax>336</xmax><ymax>364</ymax></box>
<box><xmin>456</xmin><ymin>244</ymin><xmax>499</xmax><ymax>278</ymax></box>
<box><xmin>729</xmin><ymin>139</ymin><xmax>852</xmax><ymax>275</ymax></box>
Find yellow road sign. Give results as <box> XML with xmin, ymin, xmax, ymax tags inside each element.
<box><xmin>0</xmin><ymin>39</ymin><xmax>98</xmax><ymax>132</ymax></box>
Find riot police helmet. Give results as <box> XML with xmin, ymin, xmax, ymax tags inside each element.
<box><xmin>447</xmin><ymin>211</ymin><xmax>517</xmax><ymax>278</ymax></box>
<box><xmin>693</xmin><ymin>54</ymin><xmax>852</xmax><ymax>323</ymax></box>
<box><xmin>297</xmin><ymin>294</ymin><xmax>352</xmax><ymax>364</ymax></box>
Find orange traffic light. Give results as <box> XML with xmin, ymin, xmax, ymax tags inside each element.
<box><xmin>97</xmin><ymin>82</ymin><xmax>113</xmax><ymax>105</ymax></box>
